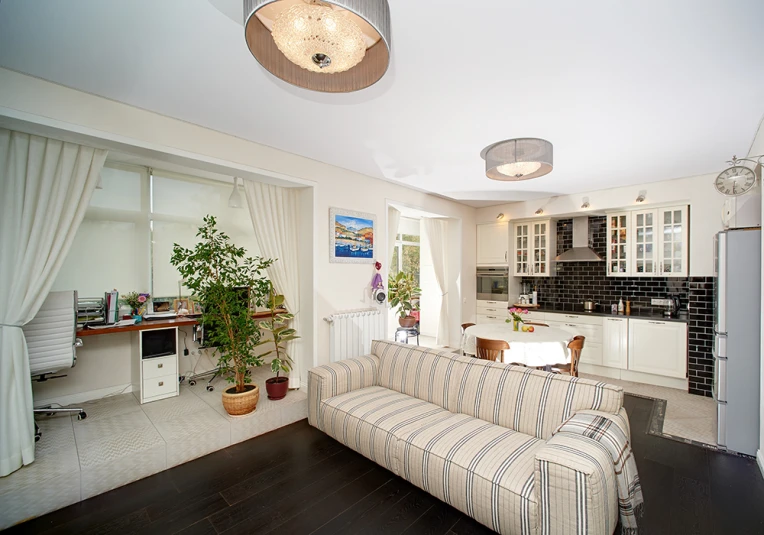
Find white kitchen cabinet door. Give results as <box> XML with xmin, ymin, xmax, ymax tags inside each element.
<box><xmin>476</xmin><ymin>314</ymin><xmax>508</xmax><ymax>325</ymax></box>
<box><xmin>546</xmin><ymin>319</ymin><xmax>603</xmax><ymax>366</ymax></box>
<box><xmin>477</xmin><ymin>222</ymin><xmax>509</xmax><ymax>265</ymax></box>
<box><xmin>631</xmin><ymin>209</ymin><xmax>658</xmax><ymax>276</ymax></box>
<box><xmin>602</xmin><ymin>317</ymin><xmax>628</xmax><ymax>369</ymax></box>
<box><xmin>512</xmin><ymin>222</ymin><xmax>531</xmax><ymax>276</ymax></box>
<box><xmin>606</xmin><ymin>212</ymin><xmax>631</xmax><ymax>276</ymax></box>
<box><xmin>628</xmin><ymin>319</ymin><xmax>687</xmax><ymax>379</ymax></box>
<box><xmin>531</xmin><ymin>220</ymin><xmax>554</xmax><ymax>277</ymax></box>
<box><xmin>658</xmin><ymin>206</ymin><xmax>689</xmax><ymax>277</ymax></box>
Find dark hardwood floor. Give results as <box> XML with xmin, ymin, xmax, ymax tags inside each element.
<box><xmin>6</xmin><ymin>395</ymin><xmax>764</xmax><ymax>534</ymax></box>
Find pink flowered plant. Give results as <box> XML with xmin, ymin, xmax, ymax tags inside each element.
<box><xmin>137</xmin><ymin>294</ymin><xmax>147</xmax><ymax>303</ymax></box>
<box><xmin>507</xmin><ymin>307</ymin><xmax>529</xmax><ymax>323</ymax></box>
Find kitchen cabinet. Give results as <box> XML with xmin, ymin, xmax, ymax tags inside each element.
<box><xmin>476</xmin><ymin>313</ymin><xmax>508</xmax><ymax>325</ymax></box>
<box><xmin>628</xmin><ymin>319</ymin><xmax>687</xmax><ymax>379</ymax></box>
<box><xmin>545</xmin><ymin>313</ymin><xmax>603</xmax><ymax>366</ymax></box>
<box><xmin>512</xmin><ymin>220</ymin><xmax>555</xmax><ymax>277</ymax></box>
<box><xmin>602</xmin><ymin>317</ymin><xmax>628</xmax><ymax>369</ymax></box>
<box><xmin>605</xmin><ymin>205</ymin><xmax>688</xmax><ymax>277</ymax></box>
<box><xmin>477</xmin><ymin>222</ymin><xmax>509</xmax><ymax>265</ymax></box>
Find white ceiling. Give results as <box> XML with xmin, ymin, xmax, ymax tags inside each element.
<box><xmin>0</xmin><ymin>0</ymin><xmax>763</xmax><ymax>207</ymax></box>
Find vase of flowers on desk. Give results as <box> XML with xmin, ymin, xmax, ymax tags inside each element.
<box><xmin>124</xmin><ymin>291</ymin><xmax>150</xmax><ymax>322</ymax></box>
<box><xmin>507</xmin><ymin>307</ymin><xmax>528</xmax><ymax>331</ymax></box>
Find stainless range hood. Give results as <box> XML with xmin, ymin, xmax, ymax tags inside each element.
<box><xmin>555</xmin><ymin>217</ymin><xmax>604</xmax><ymax>262</ymax></box>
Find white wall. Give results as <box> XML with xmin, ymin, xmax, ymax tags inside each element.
<box><xmin>0</xmin><ymin>68</ymin><xmax>476</xmax><ymax>404</ymax></box>
<box><xmin>476</xmin><ymin>173</ymin><xmax>761</xmax><ymax>277</ymax></box>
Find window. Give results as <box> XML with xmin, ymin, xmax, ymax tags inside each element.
<box><xmin>51</xmin><ymin>163</ymin><xmax>260</xmax><ymax>300</ymax></box>
<box><xmin>391</xmin><ymin>232</ymin><xmax>420</xmax><ymax>286</ymax></box>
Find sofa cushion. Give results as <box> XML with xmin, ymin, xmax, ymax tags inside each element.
<box><xmin>316</xmin><ymin>385</ymin><xmax>449</xmax><ymax>474</ymax></box>
<box><xmin>373</xmin><ymin>341</ymin><xmax>466</xmax><ymax>414</ymax></box>
<box><xmin>396</xmin><ymin>411</ymin><xmax>544</xmax><ymax>535</ymax></box>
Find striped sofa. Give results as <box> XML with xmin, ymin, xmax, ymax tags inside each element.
<box><xmin>309</xmin><ymin>341</ymin><xmax>631</xmax><ymax>535</ymax></box>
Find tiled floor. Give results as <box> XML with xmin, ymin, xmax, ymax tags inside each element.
<box><xmin>0</xmin><ymin>367</ymin><xmax>307</xmax><ymax>530</ymax></box>
<box><xmin>582</xmin><ymin>373</ymin><xmax>717</xmax><ymax>446</ymax></box>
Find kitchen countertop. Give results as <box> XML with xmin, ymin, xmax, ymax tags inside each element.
<box><xmin>518</xmin><ymin>303</ymin><xmax>690</xmax><ymax>323</ymax></box>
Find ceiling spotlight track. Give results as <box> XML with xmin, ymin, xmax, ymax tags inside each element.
<box><xmin>480</xmin><ymin>138</ymin><xmax>553</xmax><ymax>181</ymax></box>
<box><xmin>244</xmin><ymin>0</ymin><xmax>392</xmax><ymax>92</ymax></box>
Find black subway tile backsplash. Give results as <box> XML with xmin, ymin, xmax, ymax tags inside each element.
<box><xmin>522</xmin><ymin>217</ymin><xmax>715</xmax><ymax>397</ymax></box>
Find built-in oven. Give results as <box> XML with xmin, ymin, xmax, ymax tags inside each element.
<box><xmin>477</xmin><ymin>267</ymin><xmax>509</xmax><ymax>302</ymax></box>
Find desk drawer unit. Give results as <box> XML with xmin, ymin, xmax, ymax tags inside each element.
<box><xmin>142</xmin><ymin>374</ymin><xmax>178</xmax><ymax>401</ymax></box>
<box><xmin>142</xmin><ymin>355</ymin><xmax>177</xmax><ymax>380</ymax></box>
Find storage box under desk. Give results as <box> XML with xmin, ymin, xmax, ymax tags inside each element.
<box><xmin>131</xmin><ymin>327</ymin><xmax>179</xmax><ymax>404</ymax></box>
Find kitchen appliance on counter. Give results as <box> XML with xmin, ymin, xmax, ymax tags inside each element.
<box><xmin>713</xmin><ymin>227</ymin><xmax>761</xmax><ymax>456</ymax></box>
<box><xmin>477</xmin><ymin>267</ymin><xmax>509</xmax><ymax>302</ymax></box>
<box><xmin>582</xmin><ymin>299</ymin><xmax>598</xmax><ymax>312</ymax></box>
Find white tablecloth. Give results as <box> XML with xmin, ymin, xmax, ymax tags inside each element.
<box><xmin>462</xmin><ymin>324</ymin><xmax>573</xmax><ymax>367</ymax></box>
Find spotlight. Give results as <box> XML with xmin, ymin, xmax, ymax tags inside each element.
<box><xmin>635</xmin><ymin>190</ymin><xmax>646</xmax><ymax>203</ymax></box>
<box><xmin>581</xmin><ymin>197</ymin><xmax>590</xmax><ymax>209</ymax></box>
<box><xmin>535</xmin><ymin>208</ymin><xmax>544</xmax><ymax>215</ymax></box>
<box><xmin>496</xmin><ymin>213</ymin><xmax>505</xmax><ymax>220</ymax></box>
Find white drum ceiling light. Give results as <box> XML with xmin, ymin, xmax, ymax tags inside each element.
<box><xmin>480</xmin><ymin>138</ymin><xmax>554</xmax><ymax>181</ymax></box>
<box><xmin>244</xmin><ymin>0</ymin><xmax>391</xmax><ymax>92</ymax></box>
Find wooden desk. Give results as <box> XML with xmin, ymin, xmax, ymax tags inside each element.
<box><xmin>76</xmin><ymin>310</ymin><xmax>283</xmax><ymax>337</ymax></box>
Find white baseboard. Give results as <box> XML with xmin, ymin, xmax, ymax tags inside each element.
<box><xmin>34</xmin><ymin>383</ymin><xmax>134</xmax><ymax>409</ymax></box>
<box><xmin>757</xmin><ymin>450</ymin><xmax>764</xmax><ymax>480</ymax></box>
<box><xmin>578</xmin><ymin>364</ymin><xmax>687</xmax><ymax>391</ymax></box>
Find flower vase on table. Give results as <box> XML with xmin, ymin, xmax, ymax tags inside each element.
<box><xmin>507</xmin><ymin>307</ymin><xmax>529</xmax><ymax>332</ymax></box>
<box><xmin>124</xmin><ymin>291</ymin><xmax>150</xmax><ymax>324</ymax></box>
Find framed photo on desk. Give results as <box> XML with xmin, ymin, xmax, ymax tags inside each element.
<box><xmin>173</xmin><ymin>298</ymin><xmax>189</xmax><ymax>313</ymax></box>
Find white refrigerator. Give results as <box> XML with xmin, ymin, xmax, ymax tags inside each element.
<box><xmin>713</xmin><ymin>227</ymin><xmax>761</xmax><ymax>456</ymax></box>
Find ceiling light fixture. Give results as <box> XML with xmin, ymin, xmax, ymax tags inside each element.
<box><xmin>244</xmin><ymin>0</ymin><xmax>392</xmax><ymax>93</ymax></box>
<box><xmin>535</xmin><ymin>208</ymin><xmax>544</xmax><ymax>215</ymax></box>
<box><xmin>229</xmin><ymin>177</ymin><xmax>243</xmax><ymax>209</ymax></box>
<box><xmin>581</xmin><ymin>197</ymin><xmax>590</xmax><ymax>209</ymax></box>
<box><xmin>636</xmin><ymin>190</ymin><xmax>646</xmax><ymax>203</ymax></box>
<box><xmin>496</xmin><ymin>213</ymin><xmax>505</xmax><ymax>221</ymax></box>
<box><xmin>480</xmin><ymin>138</ymin><xmax>553</xmax><ymax>181</ymax></box>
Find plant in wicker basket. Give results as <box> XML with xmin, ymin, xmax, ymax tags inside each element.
<box><xmin>170</xmin><ymin>215</ymin><xmax>273</xmax><ymax>415</ymax></box>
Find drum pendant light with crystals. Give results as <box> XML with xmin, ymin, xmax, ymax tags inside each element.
<box><xmin>244</xmin><ymin>0</ymin><xmax>391</xmax><ymax>92</ymax></box>
<box><xmin>480</xmin><ymin>138</ymin><xmax>554</xmax><ymax>181</ymax></box>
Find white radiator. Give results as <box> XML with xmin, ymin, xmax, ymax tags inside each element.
<box><xmin>324</xmin><ymin>308</ymin><xmax>385</xmax><ymax>362</ymax></box>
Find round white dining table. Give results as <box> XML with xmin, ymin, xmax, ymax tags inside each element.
<box><xmin>462</xmin><ymin>324</ymin><xmax>573</xmax><ymax>367</ymax></box>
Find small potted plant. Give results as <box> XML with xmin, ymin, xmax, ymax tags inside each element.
<box><xmin>388</xmin><ymin>271</ymin><xmax>421</xmax><ymax>328</ymax></box>
<box><xmin>507</xmin><ymin>307</ymin><xmax>529</xmax><ymax>332</ymax></box>
<box><xmin>256</xmin><ymin>284</ymin><xmax>299</xmax><ymax>400</ymax></box>
<box><xmin>171</xmin><ymin>216</ymin><xmax>273</xmax><ymax>416</ymax></box>
<box><xmin>123</xmin><ymin>292</ymin><xmax>150</xmax><ymax>322</ymax></box>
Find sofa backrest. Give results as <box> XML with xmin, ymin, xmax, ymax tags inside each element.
<box><xmin>372</xmin><ymin>340</ymin><xmax>624</xmax><ymax>440</ymax></box>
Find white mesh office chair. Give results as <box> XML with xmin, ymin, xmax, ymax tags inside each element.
<box><xmin>23</xmin><ymin>290</ymin><xmax>87</xmax><ymax>441</ymax></box>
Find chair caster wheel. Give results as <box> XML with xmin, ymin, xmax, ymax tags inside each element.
<box><xmin>77</xmin><ymin>412</ymin><xmax>87</xmax><ymax>420</ymax></box>
<box><xmin>189</xmin><ymin>380</ymin><xmax>196</xmax><ymax>386</ymax></box>
<box><xmin>35</xmin><ymin>433</ymin><xmax>41</xmax><ymax>442</ymax></box>
<box><xmin>206</xmin><ymin>385</ymin><xmax>214</xmax><ymax>392</ymax></box>
<box><xmin>179</xmin><ymin>375</ymin><xmax>185</xmax><ymax>384</ymax></box>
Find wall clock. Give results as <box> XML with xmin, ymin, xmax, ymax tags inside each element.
<box><xmin>714</xmin><ymin>165</ymin><xmax>757</xmax><ymax>196</ymax></box>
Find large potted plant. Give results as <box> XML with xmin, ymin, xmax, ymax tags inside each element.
<box><xmin>388</xmin><ymin>271</ymin><xmax>421</xmax><ymax>328</ymax></box>
<box><xmin>256</xmin><ymin>283</ymin><xmax>299</xmax><ymax>400</ymax></box>
<box><xmin>171</xmin><ymin>215</ymin><xmax>273</xmax><ymax>416</ymax></box>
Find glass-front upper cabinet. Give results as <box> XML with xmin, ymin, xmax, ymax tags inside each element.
<box><xmin>513</xmin><ymin>220</ymin><xmax>555</xmax><ymax>277</ymax></box>
<box><xmin>606</xmin><ymin>205</ymin><xmax>689</xmax><ymax>277</ymax></box>
<box><xmin>513</xmin><ymin>222</ymin><xmax>530</xmax><ymax>276</ymax></box>
<box><xmin>607</xmin><ymin>213</ymin><xmax>630</xmax><ymax>276</ymax></box>
<box><xmin>658</xmin><ymin>206</ymin><xmax>688</xmax><ymax>277</ymax></box>
<box><xmin>632</xmin><ymin>209</ymin><xmax>657</xmax><ymax>276</ymax></box>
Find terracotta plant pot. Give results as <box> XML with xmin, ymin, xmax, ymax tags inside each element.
<box><xmin>265</xmin><ymin>376</ymin><xmax>289</xmax><ymax>400</ymax></box>
<box><xmin>221</xmin><ymin>384</ymin><xmax>260</xmax><ymax>416</ymax></box>
<box><xmin>398</xmin><ymin>315</ymin><xmax>417</xmax><ymax>328</ymax></box>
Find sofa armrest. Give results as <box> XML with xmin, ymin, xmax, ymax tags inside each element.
<box><xmin>535</xmin><ymin>433</ymin><xmax>619</xmax><ymax>535</ymax></box>
<box><xmin>307</xmin><ymin>355</ymin><xmax>379</xmax><ymax>427</ymax></box>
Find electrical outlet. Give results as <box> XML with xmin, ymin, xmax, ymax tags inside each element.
<box><xmin>651</xmin><ymin>298</ymin><xmax>671</xmax><ymax>306</ymax></box>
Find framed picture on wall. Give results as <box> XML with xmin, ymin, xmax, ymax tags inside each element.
<box><xmin>329</xmin><ymin>207</ymin><xmax>376</xmax><ymax>264</ymax></box>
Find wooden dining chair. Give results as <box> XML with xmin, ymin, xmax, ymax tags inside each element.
<box><xmin>523</xmin><ymin>321</ymin><xmax>549</xmax><ymax>327</ymax></box>
<box><xmin>461</xmin><ymin>322</ymin><xmax>475</xmax><ymax>333</ymax></box>
<box><xmin>552</xmin><ymin>335</ymin><xmax>585</xmax><ymax>377</ymax></box>
<box><xmin>475</xmin><ymin>337</ymin><xmax>509</xmax><ymax>362</ymax></box>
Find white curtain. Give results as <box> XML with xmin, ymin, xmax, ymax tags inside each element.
<box><xmin>243</xmin><ymin>181</ymin><xmax>302</xmax><ymax>389</ymax></box>
<box><xmin>388</xmin><ymin>206</ymin><xmax>401</xmax><ymax>266</ymax></box>
<box><xmin>423</xmin><ymin>218</ymin><xmax>449</xmax><ymax>347</ymax></box>
<box><xmin>0</xmin><ymin>129</ymin><xmax>107</xmax><ymax>477</ymax></box>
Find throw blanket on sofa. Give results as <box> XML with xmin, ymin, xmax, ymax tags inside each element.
<box><xmin>554</xmin><ymin>410</ymin><xmax>644</xmax><ymax>534</ymax></box>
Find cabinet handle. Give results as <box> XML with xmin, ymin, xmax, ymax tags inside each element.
<box><xmin>566</xmin><ymin>323</ymin><xmax>577</xmax><ymax>327</ymax></box>
<box><xmin>565</xmin><ymin>315</ymin><xmax>578</xmax><ymax>318</ymax></box>
<box><xmin>504</xmin><ymin>251</ymin><xmax>508</xmax><ymax>261</ymax></box>
<box><xmin>158</xmin><ymin>363</ymin><xmax>163</xmax><ymax>369</ymax></box>
<box><xmin>648</xmin><ymin>321</ymin><xmax>665</xmax><ymax>325</ymax></box>
<box><xmin>607</xmin><ymin>318</ymin><xmax>623</xmax><ymax>322</ymax></box>
<box><xmin>158</xmin><ymin>381</ymin><xmax>164</xmax><ymax>387</ymax></box>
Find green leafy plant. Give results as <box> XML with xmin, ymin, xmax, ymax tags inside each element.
<box><xmin>256</xmin><ymin>282</ymin><xmax>299</xmax><ymax>378</ymax></box>
<box><xmin>170</xmin><ymin>215</ymin><xmax>274</xmax><ymax>393</ymax></box>
<box><xmin>388</xmin><ymin>271</ymin><xmax>421</xmax><ymax>318</ymax></box>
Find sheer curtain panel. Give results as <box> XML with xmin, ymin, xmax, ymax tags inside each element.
<box><xmin>423</xmin><ymin>218</ymin><xmax>449</xmax><ymax>347</ymax></box>
<box><xmin>388</xmin><ymin>206</ymin><xmax>401</xmax><ymax>264</ymax></box>
<box><xmin>0</xmin><ymin>129</ymin><xmax>107</xmax><ymax>477</ymax></box>
<box><xmin>243</xmin><ymin>181</ymin><xmax>302</xmax><ymax>389</ymax></box>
